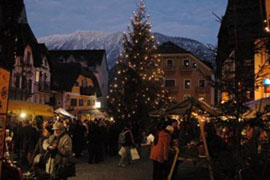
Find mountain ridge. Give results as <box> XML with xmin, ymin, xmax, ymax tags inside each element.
<box><xmin>38</xmin><ymin>31</ymin><xmax>215</xmax><ymax>69</ymax></box>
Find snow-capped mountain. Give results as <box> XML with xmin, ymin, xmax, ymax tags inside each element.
<box><xmin>38</xmin><ymin>31</ymin><xmax>215</xmax><ymax>69</ymax></box>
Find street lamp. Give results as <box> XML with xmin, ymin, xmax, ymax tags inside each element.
<box><xmin>20</xmin><ymin>112</ymin><xmax>26</xmax><ymax>118</ymax></box>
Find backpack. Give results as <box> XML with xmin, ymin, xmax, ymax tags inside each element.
<box><xmin>118</xmin><ymin>131</ymin><xmax>127</xmax><ymax>144</ymax></box>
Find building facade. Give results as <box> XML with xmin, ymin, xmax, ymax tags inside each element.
<box><xmin>49</xmin><ymin>50</ymin><xmax>108</xmax><ymax>110</ymax></box>
<box><xmin>51</xmin><ymin>63</ymin><xmax>101</xmax><ymax>119</ymax></box>
<box><xmin>7</xmin><ymin>3</ymin><xmax>52</xmax><ymax>105</ymax></box>
<box><xmin>157</xmin><ymin>41</ymin><xmax>215</xmax><ymax>105</ymax></box>
<box><xmin>216</xmin><ymin>0</ymin><xmax>267</xmax><ymax>102</ymax></box>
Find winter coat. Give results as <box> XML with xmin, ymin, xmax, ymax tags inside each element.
<box><xmin>150</xmin><ymin>130</ymin><xmax>171</xmax><ymax>163</ymax></box>
<box><xmin>43</xmin><ymin>132</ymin><xmax>73</xmax><ymax>177</ymax></box>
<box><xmin>22</xmin><ymin>125</ymin><xmax>38</xmax><ymax>153</ymax></box>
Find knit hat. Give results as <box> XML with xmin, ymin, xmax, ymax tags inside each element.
<box><xmin>166</xmin><ymin>125</ymin><xmax>174</xmax><ymax>134</ymax></box>
<box><xmin>52</xmin><ymin>121</ymin><xmax>65</xmax><ymax>130</ymax></box>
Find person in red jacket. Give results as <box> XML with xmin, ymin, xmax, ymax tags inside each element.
<box><xmin>150</xmin><ymin>125</ymin><xmax>174</xmax><ymax>180</ymax></box>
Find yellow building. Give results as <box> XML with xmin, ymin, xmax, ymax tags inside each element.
<box><xmin>156</xmin><ymin>41</ymin><xmax>215</xmax><ymax>105</ymax></box>
<box><xmin>254</xmin><ymin>0</ymin><xmax>270</xmax><ymax>100</ymax></box>
<box><xmin>51</xmin><ymin>63</ymin><xmax>101</xmax><ymax>119</ymax></box>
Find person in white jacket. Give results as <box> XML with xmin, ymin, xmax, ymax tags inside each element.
<box><xmin>43</xmin><ymin>121</ymin><xmax>73</xmax><ymax>180</ymax></box>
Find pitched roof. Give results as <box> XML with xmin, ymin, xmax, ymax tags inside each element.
<box><xmin>15</xmin><ymin>23</ymin><xmax>43</xmax><ymax>67</ymax></box>
<box><xmin>157</xmin><ymin>41</ymin><xmax>213</xmax><ymax>70</ymax></box>
<box><xmin>156</xmin><ymin>41</ymin><xmax>190</xmax><ymax>54</ymax></box>
<box><xmin>49</xmin><ymin>50</ymin><xmax>105</xmax><ymax>67</ymax></box>
<box><xmin>217</xmin><ymin>0</ymin><xmax>266</xmax><ymax>64</ymax></box>
<box><xmin>51</xmin><ymin>63</ymin><xmax>101</xmax><ymax>97</ymax></box>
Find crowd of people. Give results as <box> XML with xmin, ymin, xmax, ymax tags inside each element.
<box><xmin>3</xmin><ymin>116</ymin><xmax>124</xmax><ymax>180</ymax></box>
<box><xmin>4</xmin><ymin>115</ymin><xmax>240</xmax><ymax>180</ymax></box>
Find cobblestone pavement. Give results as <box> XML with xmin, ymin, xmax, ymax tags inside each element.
<box><xmin>69</xmin><ymin>152</ymin><xmax>152</xmax><ymax>180</ymax></box>
<box><xmin>69</xmin><ymin>147</ymin><xmax>210</xmax><ymax>180</ymax></box>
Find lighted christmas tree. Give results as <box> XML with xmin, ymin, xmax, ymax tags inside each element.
<box><xmin>108</xmin><ymin>1</ymin><xmax>170</xmax><ymax>127</ymax></box>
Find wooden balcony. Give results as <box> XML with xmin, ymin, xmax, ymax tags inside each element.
<box><xmin>195</xmin><ymin>86</ymin><xmax>209</xmax><ymax>94</ymax></box>
<box><xmin>164</xmin><ymin>66</ymin><xmax>176</xmax><ymax>74</ymax></box>
<box><xmin>179</xmin><ymin>65</ymin><xmax>193</xmax><ymax>74</ymax></box>
<box><xmin>39</xmin><ymin>81</ymin><xmax>50</xmax><ymax>91</ymax></box>
<box><xmin>166</xmin><ymin>86</ymin><xmax>179</xmax><ymax>94</ymax></box>
<box><xmin>80</xmin><ymin>86</ymin><xmax>95</xmax><ymax>96</ymax></box>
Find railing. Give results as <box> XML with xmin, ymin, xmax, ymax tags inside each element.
<box><xmin>179</xmin><ymin>65</ymin><xmax>193</xmax><ymax>74</ymax></box>
<box><xmin>166</xmin><ymin>86</ymin><xmax>179</xmax><ymax>93</ymax></box>
<box><xmin>39</xmin><ymin>81</ymin><xmax>50</xmax><ymax>91</ymax></box>
<box><xmin>80</xmin><ymin>86</ymin><xmax>95</xmax><ymax>96</ymax></box>
<box><xmin>164</xmin><ymin>66</ymin><xmax>176</xmax><ymax>73</ymax></box>
<box><xmin>195</xmin><ymin>86</ymin><xmax>209</xmax><ymax>94</ymax></box>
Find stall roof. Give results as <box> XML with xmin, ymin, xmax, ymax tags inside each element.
<box><xmin>55</xmin><ymin>108</ymin><xmax>75</xmax><ymax>119</ymax></box>
<box><xmin>8</xmin><ymin>100</ymin><xmax>54</xmax><ymax>117</ymax></box>
<box><xmin>244</xmin><ymin>97</ymin><xmax>270</xmax><ymax>118</ymax></box>
<box><xmin>167</xmin><ymin>97</ymin><xmax>218</xmax><ymax>116</ymax></box>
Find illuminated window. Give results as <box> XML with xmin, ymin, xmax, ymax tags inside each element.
<box><xmin>184</xmin><ymin>59</ymin><xmax>189</xmax><ymax>67</ymax></box>
<box><xmin>35</xmin><ymin>71</ymin><xmax>40</xmax><ymax>82</ymax></box>
<box><xmin>184</xmin><ymin>80</ymin><xmax>191</xmax><ymax>89</ymax></box>
<box><xmin>192</xmin><ymin>63</ymin><xmax>197</xmax><ymax>68</ymax></box>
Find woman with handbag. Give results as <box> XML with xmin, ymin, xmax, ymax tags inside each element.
<box><xmin>43</xmin><ymin>121</ymin><xmax>74</xmax><ymax>180</ymax></box>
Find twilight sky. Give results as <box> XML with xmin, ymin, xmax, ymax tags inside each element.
<box><xmin>24</xmin><ymin>0</ymin><xmax>227</xmax><ymax>45</ymax></box>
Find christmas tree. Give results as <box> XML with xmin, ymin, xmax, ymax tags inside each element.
<box><xmin>108</xmin><ymin>1</ymin><xmax>169</xmax><ymax>127</ymax></box>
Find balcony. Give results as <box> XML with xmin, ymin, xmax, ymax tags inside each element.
<box><xmin>39</xmin><ymin>81</ymin><xmax>50</xmax><ymax>91</ymax></box>
<box><xmin>164</xmin><ymin>66</ymin><xmax>176</xmax><ymax>74</ymax></box>
<box><xmin>179</xmin><ymin>65</ymin><xmax>193</xmax><ymax>74</ymax></box>
<box><xmin>195</xmin><ymin>86</ymin><xmax>209</xmax><ymax>94</ymax></box>
<box><xmin>9</xmin><ymin>87</ymin><xmax>32</xmax><ymax>100</ymax></box>
<box><xmin>80</xmin><ymin>86</ymin><xmax>95</xmax><ymax>96</ymax></box>
<box><xmin>166</xmin><ymin>86</ymin><xmax>179</xmax><ymax>94</ymax></box>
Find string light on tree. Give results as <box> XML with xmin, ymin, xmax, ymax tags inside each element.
<box><xmin>108</xmin><ymin>0</ymin><xmax>169</xmax><ymax>125</ymax></box>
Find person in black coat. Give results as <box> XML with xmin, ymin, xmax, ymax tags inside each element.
<box><xmin>21</xmin><ymin>119</ymin><xmax>38</xmax><ymax>167</ymax></box>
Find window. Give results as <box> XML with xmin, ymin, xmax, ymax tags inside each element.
<box><xmin>87</xmin><ymin>100</ymin><xmax>91</xmax><ymax>106</ymax></box>
<box><xmin>199</xmin><ymin>79</ymin><xmax>205</xmax><ymax>87</ymax></box>
<box><xmin>184</xmin><ymin>59</ymin><xmax>190</xmax><ymax>67</ymax></box>
<box><xmin>79</xmin><ymin>99</ymin><xmax>83</xmax><ymax>106</ymax></box>
<box><xmin>184</xmin><ymin>80</ymin><xmax>191</xmax><ymax>89</ymax></box>
<box><xmin>167</xmin><ymin>59</ymin><xmax>173</xmax><ymax>67</ymax></box>
<box><xmin>165</xmin><ymin>80</ymin><xmax>176</xmax><ymax>87</ymax></box>
<box><xmin>183</xmin><ymin>94</ymin><xmax>191</xmax><ymax>100</ymax></box>
<box><xmin>22</xmin><ymin>76</ymin><xmax>27</xmax><ymax>89</ymax></box>
<box><xmin>70</xmin><ymin>98</ymin><xmax>77</xmax><ymax>106</ymax></box>
<box><xmin>15</xmin><ymin>75</ymin><xmax>20</xmax><ymax>88</ymax></box>
<box><xmin>26</xmin><ymin>52</ymin><xmax>31</xmax><ymax>65</ymax></box>
<box><xmin>35</xmin><ymin>71</ymin><xmax>40</xmax><ymax>82</ymax></box>
<box><xmin>28</xmin><ymin>79</ymin><xmax>32</xmax><ymax>93</ymax></box>
<box><xmin>192</xmin><ymin>63</ymin><xmax>197</xmax><ymax>68</ymax></box>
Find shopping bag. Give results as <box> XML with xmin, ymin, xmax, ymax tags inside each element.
<box><xmin>130</xmin><ymin>148</ymin><xmax>140</xmax><ymax>160</ymax></box>
<box><xmin>118</xmin><ymin>146</ymin><xmax>126</xmax><ymax>156</ymax></box>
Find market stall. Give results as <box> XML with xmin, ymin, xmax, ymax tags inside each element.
<box><xmin>153</xmin><ymin>97</ymin><xmax>216</xmax><ymax>180</ymax></box>
<box><xmin>55</xmin><ymin>107</ymin><xmax>76</xmax><ymax>119</ymax></box>
<box><xmin>79</xmin><ymin>109</ymin><xmax>106</xmax><ymax>121</ymax></box>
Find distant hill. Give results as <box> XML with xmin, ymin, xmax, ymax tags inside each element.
<box><xmin>38</xmin><ymin>31</ymin><xmax>215</xmax><ymax>69</ymax></box>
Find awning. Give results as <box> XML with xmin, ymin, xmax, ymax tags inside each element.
<box><xmin>55</xmin><ymin>108</ymin><xmax>75</xmax><ymax>119</ymax></box>
<box><xmin>8</xmin><ymin>100</ymin><xmax>54</xmax><ymax>117</ymax></box>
